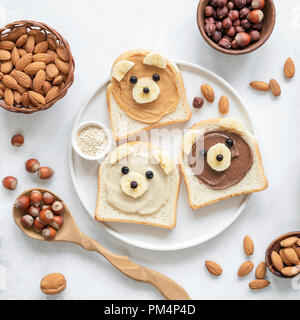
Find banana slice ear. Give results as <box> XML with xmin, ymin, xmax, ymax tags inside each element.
<box><xmin>109</xmin><ymin>145</ymin><xmax>134</xmax><ymax>164</ymax></box>
<box><xmin>219</xmin><ymin>117</ymin><xmax>245</xmax><ymax>134</ymax></box>
<box><xmin>143</xmin><ymin>52</ymin><xmax>167</xmax><ymax>69</ymax></box>
<box><xmin>183</xmin><ymin>129</ymin><xmax>205</xmax><ymax>155</ymax></box>
<box><xmin>152</xmin><ymin>149</ymin><xmax>174</xmax><ymax>175</ymax></box>
<box><xmin>112</xmin><ymin>60</ymin><xmax>135</xmax><ymax>81</ymax></box>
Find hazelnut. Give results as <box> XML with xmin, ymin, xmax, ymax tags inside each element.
<box><xmin>14</xmin><ymin>195</ymin><xmax>30</xmax><ymax>210</ymax></box>
<box><xmin>231</xmin><ymin>39</ymin><xmax>240</xmax><ymax>49</ymax></box>
<box><xmin>227</xmin><ymin>1</ymin><xmax>234</xmax><ymax>10</ymax></box>
<box><xmin>205</xmin><ymin>17</ymin><xmax>215</xmax><ymax>24</ymax></box>
<box><xmin>42</xmin><ymin>205</ymin><xmax>52</xmax><ymax>210</ymax></box>
<box><xmin>252</xmin><ymin>23</ymin><xmax>262</xmax><ymax>31</ymax></box>
<box><xmin>21</xmin><ymin>215</ymin><xmax>34</xmax><ymax>228</ymax></box>
<box><xmin>42</xmin><ymin>226</ymin><xmax>56</xmax><ymax>240</ymax></box>
<box><xmin>212</xmin><ymin>30</ymin><xmax>222</xmax><ymax>43</ymax></box>
<box><xmin>30</xmin><ymin>190</ymin><xmax>42</xmax><ymax>207</ymax></box>
<box><xmin>234</xmin><ymin>0</ymin><xmax>246</xmax><ymax>8</ymax></box>
<box><xmin>25</xmin><ymin>159</ymin><xmax>40</xmax><ymax>173</ymax></box>
<box><xmin>215</xmin><ymin>21</ymin><xmax>223</xmax><ymax>32</ymax></box>
<box><xmin>2</xmin><ymin>176</ymin><xmax>18</xmax><ymax>190</ymax></box>
<box><xmin>28</xmin><ymin>205</ymin><xmax>40</xmax><ymax>218</ymax></box>
<box><xmin>216</xmin><ymin>6</ymin><xmax>228</xmax><ymax>19</ymax></box>
<box><xmin>222</xmin><ymin>17</ymin><xmax>232</xmax><ymax>29</ymax></box>
<box><xmin>218</xmin><ymin>37</ymin><xmax>232</xmax><ymax>49</ymax></box>
<box><xmin>251</xmin><ymin>0</ymin><xmax>265</xmax><ymax>9</ymax></box>
<box><xmin>204</xmin><ymin>23</ymin><xmax>216</xmax><ymax>37</ymax></box>
<box><xmin>247</xmin><ymin>9</ymin><xmax>264</xmax><ymax>23</ymax></box>
<box><xmin>235</xmin><ymin>32</ymin><xmax>251</xmax><ymax>47</ymax></box>
<box><xmin>50</xmin><ymin>215</ymin><xmax>64</xmax><ymax>230</ymax></box>
<box><xmin>38</xmin><ymin>166</ymin><xmax>55</xmax><ymax>180</ymax></box>
<box><xmin>228</xmin><ymin>10</ymin><xmax>240</xmax><ymax>21</ymax></box>
<box><xmin>210</xmin><ymin>0</ymin><xmax>218</xmax><ymax>7</ymax></box>
<box><xmin>43</xmin><ymin>192</ymin><xmax>55</xmax><ymax>205</ymax></box>
<box><xmin>217</xmin><ymin>0</ymin><xmax>227</xmax><ymax>7</ymax></box>
<box><xmin>233</xmin><ymin>19</ymin><xmax>241</xmax><ymax>26</ymax></box>
<box><xmin>226</xmin><ymin>27</ymin><xmax>236</xmax><ymax>37</ymax></box>
<box><xmin>52</xmin><ymin>201</ymin><xmax>64</xmax><ymax>215</ymax></box>
<box><xmin>193</xmin><ymin>97</ymin><xmax>204</xmax><ymax>109</ymax></box>
<box><xmin>241</xmin><ymin>19</ymin><xmax>252</xmax><ymax>29</ymax></box>
<box><xmin>205</xmin><ymin>6</ymin><xmax>215</xmax><ymax>17</ymax></box>
<box><xmin>39</xmin><ymin>209</ymin><xmax>54</xmax><ymax>224</ymax></box>
<box><xmin>249</xmin><ymin>30</ymin><xmax>260</xmax><ymax>42</ymax></box>
<box><xmin>239</xmin><ymin>7</ymin><xmax>250</xmax><ymax>19</ymax></box>
<box><xmin>235</xmin><ymin>26</ymin><xmax>245</xmax><ymax>33</ymax></box>
<box><xmin>11</xmin><ymin>134</ymin><xmax>24</xmax><ymax>147</ymax></box>
<box><xmin>34</xmin><ymin>216</ymin><xmax>46</xmax><ymax>232</ymax></box>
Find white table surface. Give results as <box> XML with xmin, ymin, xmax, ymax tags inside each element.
<box><xmin>0</xmin><ymin>0</ymin><xmax>299</xmax><ymax>300</ymax></box>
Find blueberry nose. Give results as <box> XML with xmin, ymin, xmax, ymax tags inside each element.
<box><xmin>143</xmin><ymin>87</ymin><xmax>150</xmax><ymax>94</ymax></box>
<box><xmin>130</xmin><ymin>181</ymin><xmax>138</xmax><ymax>189</ymax></box>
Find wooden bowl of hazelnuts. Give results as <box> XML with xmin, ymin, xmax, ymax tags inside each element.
<box><xmin>197</xmin><ymin>0</ymin><xmax>276</xmax><ymax>55</ymax></box>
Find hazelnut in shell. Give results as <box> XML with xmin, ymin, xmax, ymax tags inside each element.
<box><xmin>25</xmin><ymin>159</ymin><xmax>40</xmax><ymax>173</ymax></box>
<box><xmin>251</xmin><ymin>0</ymin><xmax>265</xmax><ymax>9</ymax></box>
<box><xmin>2</xmin><ymin>176</ymin><xmax>18</xmax><ymax>190</ymax></box>
<box><xmin>21</xmin><ymin>215</ymin><xmax>34</xmax><ymax>228</ymax></box>
<box><xmin>38</xmin><ymin>167</ymin><xmax>55</xmax><ymax>180</ymax></box>
<box><xmin>52</xmin><ymin>201</ymin><xmax>64</xmax><ymax>215</ymax></box>
<box><xmin>42</xmin><ymin>226</ymin><xmax>57</xmax><ymax>240</ymax></box>
<box><xmin>14</xmin><ymin>195</ymin><xmax>30</xmax><ymax>210</ymax></box>
<box><xmin>34</xmin><ymin>217</ymin><xmax>46</xmax><ymax>232</ymax></box>
<box><xmin>30</xmin><ymin>190</ymin><xmax>42</xmax><ymax>207</ymax></box>
<box><xmin>28</xmin><ymin>205</ymin><xmax>40</xmax><ymax>218</ymax></box>
<box><xmin>39</xmin><ymin>209</ymin><xmax>54</xmax><ymax>224</ymax></box>
<box><xmin>50</xmin><ymin>215</ymin><xmax>64</xmax><ymax>230</ymax></box>
<box><xmin>247</xmin><ymin>9</ymin><xmax>264</xmax><ymax>24</ymax></box>
<box><xmin>234</xmin><ymin>0</ymin><xmax>246</xmax><ymax>8</ymax></box>
<box><xmin>235</xmin><ymin>32</ymin><xmax>251</xmax><ymax>47</ymax></box>
<box><xmin>11</xmin><ymin>134</ymin><xmax>24</xmax><ymax>147</ymax></box>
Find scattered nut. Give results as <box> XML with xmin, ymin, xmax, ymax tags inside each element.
<box><xmin>205</xmin><ymin>260</ymin><xmax>223</xmax><ymax>276</ymax></box>
<box><xmin>269</xmin><ymin>79</ymin><xmax>281</xmax><ymax>97</ymax></box>
<box><xmin>25</xmin><ymin>159</ymin><xmax>40</xmax><ymax>173</ymax></box>
<box><xmin>193</xmin><ymin>97</ymin><xmax>204</xmax><ymax>109</ymax></box>
<box><xmin>249</xmin><ymin>81</ymin><xmax>269</xmax><ymax>91</ymax></box>
<box><xmin>243</xmin><ymin>235</ymin><xmax>254</xmax><ymax>256</ymax></box>
<box><xmin>201</xmin><ymin>84</ymin><xmax>215</xmax><ymax>103</ymax></box>
<box><xmin>238</xmin><ymin>261</ymin><xmax>254</xmax><ymax>277</ymax></box>
<box><xmin>218</xmin><ymin>95</ymin><xmax>229</xmax><ymax>114</ymax></box>
<box><xmin>249</xmin><ymin>279</ymin><xmax>270</xmax><ymax>290</ymax></box>
<box><xmin>284</xmin><ymin>58</ymin><xmax>295</xmax><ymax>79</ymax></box>
<box><xmin>38</xmin><ymin>166</ymin><xmax>55</xmax><ymax>180</ymax></box>
<box><xmin>40</xmin><ymin>273</ymin><xmax>66</xmax><ymax>295</ymax></box>
<box><xmin>255</xmin><ymin>262</ymin><xmax>266</xmax><ymax>279</ymax></box>
<box><xmin>11</xmin><ymin>134</ymin><xmax>24</xmax><ymax>147</ymax></box>
<box><xmin>2</xmin><ymin>176</ymin><xmax>18</xmax><ymax>190</ymax></box>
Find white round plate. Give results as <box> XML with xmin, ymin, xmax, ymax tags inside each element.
<box><xmin>69</xmin><ymin>60</ymin><xmax>253</xmax><ymax>251</ymax></box>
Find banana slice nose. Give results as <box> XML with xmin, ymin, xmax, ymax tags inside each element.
<box><xmin>207</xmin><ymin>143</ymin><xmax>231</xmax><ymax>172</ymax></box>
<box><xmin>120</xmin><ymin>172</ymin><xmax>149</xmax><ymax>198</ymax></box>
<box><xmin>132</xmin><ymin>78</ymin><xmax>160</xmax><ymax>104</ymax></box>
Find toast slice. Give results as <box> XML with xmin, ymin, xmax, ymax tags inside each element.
<box><xmin>95</xmin><ymin>141</ymin><xmax>180</xmax><ymax>229</ymax></box>
<box><xmin>180</xmin><ymin>118</ymin><xmax>268</xmax><ymax>209</ymax></box>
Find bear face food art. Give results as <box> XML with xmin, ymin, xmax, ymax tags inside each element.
<box><xmin>110</xmin><ymin>50</ymin><xmax>181</xmax><ymax>124</ymax></box>
<box><xmin>104</xmin><ymin>146</ymin><xmax>174</xmax><ymax>215</ymax></box>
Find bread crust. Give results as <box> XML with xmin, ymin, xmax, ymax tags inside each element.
<box><xmin>106</xmin><ymin>49</ymin><xmax>191</xmax><ymax>141</ymax></box>
<box><xmin>95</xmin><ymin>141</ymin><xmax>180</xmax><ymax>229</ymax></box>
<box><xmin>180</xmin><ymin>119</ymin><xmax>268</xmax><ymax>209</ymax></box>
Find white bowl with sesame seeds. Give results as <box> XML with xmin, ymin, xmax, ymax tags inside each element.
<box><xmin>72</xmin><ymin>121</ymin><xmax>112</xmax><ymax>162</ymax></box>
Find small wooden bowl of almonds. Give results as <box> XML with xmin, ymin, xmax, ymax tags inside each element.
<box><xmin>266</xmin><ymin>232</ymin><xmax>300</xmax><ymax>278</ymax></box>
<box><xmin>0</xmin><ymin>20</ymin><xmax>75</xmax><ymax>114</ymax></box>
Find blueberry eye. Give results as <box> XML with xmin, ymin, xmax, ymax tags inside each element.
<box><xmin>145</xmin><ymin>171</ymin><xmax>154</xmax><ymax>179</ymax></box>
<box><xmin>226</xmin><ymin>139</ymin><xmax>234</xmax><ymax>147</ymax></box>
<box><xmin>216</xmin><ymin>154</ymin><xmax>223</xmax><ymax>162</ymax></box>
<box><xmin>130</xmin><ymin>76</ymin><xmax>138</xmax><ymax>84</ymax></box>
<box><xmin>152</xmin><ymin>74</ymin><xmax>160</xmax><ymax>81</ymax></box>
<box><xmin>121</xmin><ymin>166</ymin><xmax>129</xmax><ymax>174</ymax></box>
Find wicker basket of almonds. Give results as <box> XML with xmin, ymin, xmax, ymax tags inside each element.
<box><xmin>0</xmin><ymin>20</ymin><xmax>75</xmax><ymax>114</ymax></box>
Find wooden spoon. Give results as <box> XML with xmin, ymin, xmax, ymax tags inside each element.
<box><xmin>12</xmin><ymin>188</ymin><xmax>191</xmax><ymax>300</ymax></box>
<box><xmin>265</xmin><ymin>231</ymin><xmax>300</xmax><ymax>279</ymax></box>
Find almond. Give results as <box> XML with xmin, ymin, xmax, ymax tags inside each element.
<box><xmin>45</xmin><ymin>86</ymin><xmax>59</xmax><ymax>103</ymax></box>
<box><xmin>0</xmin><ymin>49</ymin><xmax>11</xmax><ymax>61</ymax></box>
<box><xmin>47</xmin><ymin>49</ymin><xmax>58</xmax><ymax>60</ymax></box>
<box><xmin>43</xmin><ymin>81</ymin><xmax>52</xmax><ymax>94</ymax></box>
<box><xmin>271</xmin><ymin>251</ymin><xmax>283</xmax><ymax>272</ymax></box>
<box><xmin>2</xmin><ymin>75</ymin><xmax>19</xmax><ymax>90</ymax></box>
<box><xmin>40</xmin><ymin>273</ymin><xmax>66</xmax><ymax>295</ymax></box>
<box><xmin>11</xmin><ymin>47</ymin><xmax>20</xmax><ymax>67</ymax></box>
<box><xmin>255</xmin><ymin>262</ymin><xmax>266</xmax><ymax>280</ymax></box>
<box><xmin>249</xmin><ymin>279</ymin><xmax>270</xmax><ymax>290</ymax></box>
<box><xmin>294</xmin><ymin>247</ymin><xmax>300</xmax><ymax>258</ymax></box>
<box><xmin>284</xmin><ymin>58</ymin><xmax>295</xmax><ymax>79</ymax></box>
<box><xmin>56</xmin><ymin>45</ymin><xmax>68</xmax><ymax>61</ymax></box>
<box><xmin>279</xmin><ymin>249</ymin><xmax>293</xmax><ymax>266</ymax></box>
<box><xmin>53</xmin><ymin>74</ymin><xmax>64</xmax><ymax>86</ymax></box>
<box><xmin>238</xmin><ymin>261</ymin><xmax>254</xmax><ymax>277</ymax></box>
<box><xmin>16</xmin><ymin>34</ymin><xmax>28</xmax><ymax>47</ymax></box>
<box><xmin>13</xmin><ymin>91</ymin><xmax>21</xmax><ymax>104</ymax></box>
<box><xmin>0</xmin><ymin>82</ymin><xmax>5</xmax><ymax>90</ymax></box>
<box><xmin>24</xmin><ymin>62</ymin><xmax>46</xmax><ymax>76</ymax></box>
<box><xmin>34</xmin><ymin>41</ymin><xmax>48</xmax><ymax>54</ymax></box>
<box><xmin>218</xmin><ymin>95</ymin><xmax>229</xmax><ymax>114</ymax></box>
<box><xmin>11</xmin><ymin>70</ymin><xmax>32</xmax><ymax>88</ymax></box>
<box><xmin>25</xmin><ymin>35</ymin><xmax>35</xmax><ymax>53</ymax></box>
<box><xmin>0</xmin><ymin>41</ymin><xmax>15</xmax><ymax>50</ymax></box>
<box><xmin>1</xmin><ymin>61</ymin><xmax>13</xmax><ymax>74</ymax></box>
<box><xmin>269</xmin><ymin>79</ymin><xmax>281</xmax><ymax>97</ymax></box>
<box><xmin>59</xmin><ymin>82</ymin><xmax>65</xmax><ymax>91</ymax></box>
<box><xmin>243</xmin><ymin>235</ymin><xmax>254</xmax><ymax>256</ymax></box>
<box><xmin>18</xmin><ymin>48</ymin><xmax>27</xmax><ymax>57</ymax></box>
<box><xmin>34</xmin><ymin>31</ymin><xmax>46</xmax><ymax>44</ymax></box>
<box><xmin>16</xmin><ymin>53</ymin><xmax>33</xmax><ymax>71</ymax></box>
<box><xmin>283</xmin><ymin>248</ymin><xmax>300</xmax><ymax>265</ymax></box>
<box><xmin>21</xmin><ymin>92</ymin><xmax>30</xmax><ymax>107</ymax></box>
<box><xmin>201</xmin><ymin>84</ymin><xmax>215</xmax><ymax>103</ymax></box>
<box><xmin>280</xmin><ymin>237</ymin><xmax>298</xmax><ymax>248</ymax></box>
<box><xmin>46</xmin><ymin>63</ymin><xmax>59</xmax><ymax>78</ymax></box>
<box><xmin>54</xmin><ymin>58</ymin><xmax>70</xmax><ymax>74</ymax></box>
<box><xmin>249</xmin><ymin>81</ymin><xmax>269</xmax><ymax>91</ymax></box>
<box><xmin>281</xmin><ymin>266</ymin><xmax>300</xmax><ymax>277</ymax></box>
<box><xmin>205</xmin><ymin>260</ymin><xmax>223</xmax><ymax>276</ymax></box>
<box><xmin>33</xmin><ymin>53</ymin><xmax>53</xmax><ymax>64</ymax></box>
<box><xmin>33</xmin><ymin>70</ymin><xmax>46</xmax><ymax>91</ymax></box>
<box><xmin>47</xmin><ymin>35</ymin><xmax>57</xmax><ymax>50</ymax></box>
<box><xmin>6</xmin><ymin>27</ymin><xmax>27</xmax><ymax>41</ymax></box>
<box><xmin>28</xmin><ymin>91</ymin><xmax>45</xmax><ymax>107</ymax></box>
<box><xmin>4</xmin><ymin>88</ymin><xmax>14</xmax><ymax>106</ymax></box>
